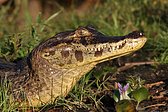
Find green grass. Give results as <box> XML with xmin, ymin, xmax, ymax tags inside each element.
<box><xmin>0</xmin><ymin>0</ymin><xmax>168</xmax><ymax>111</ymax></box>
<box><xmin>0</xmin><ymin>78</ymin><xmax>19</xmax><ymax>112</ymax></box>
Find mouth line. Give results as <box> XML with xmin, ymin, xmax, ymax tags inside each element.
<box><xmin>83</xmin><ymin>37</ymin><xmax>147</xmax><ymax>53</ymax></box>
<box><xmin>89</xmin><ymin>51</ymin><xmax>132</xmax><ymax>65</ymax></box>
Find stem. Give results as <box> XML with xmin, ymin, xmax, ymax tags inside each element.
<box><xmin>136</xmin><ymin>101</ymin><xmax>140</xmax><ymax>110</ymax></box>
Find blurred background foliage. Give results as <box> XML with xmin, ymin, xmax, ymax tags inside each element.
<box><xmin>0</xmin><ymin>0</ymin><xmax>167</xmax><ymax>62</ymax></box>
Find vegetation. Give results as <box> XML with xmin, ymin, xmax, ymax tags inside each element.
<box><xmin>0</xmin><ymin>0</ymin><xmax>167</xmax><ymax>111</ymax></box>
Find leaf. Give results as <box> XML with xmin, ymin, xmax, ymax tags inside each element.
<box><xmin>113</xmin><ymin>90</ymin><xmax>120</xmax><ymax>102</ymax></box>
<box><xmin>132</xmin><ymin>87</ymin><xmax>148</xmax><ymax>103</ymax></box>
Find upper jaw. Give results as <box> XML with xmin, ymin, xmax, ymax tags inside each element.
<box><xmin>76</xmin><ymin>35</ymin><xmax>147</xmax><ymax>53</ymax></box>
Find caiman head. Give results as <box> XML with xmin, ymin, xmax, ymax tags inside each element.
<box><xmin>26</xmin><ymin>26</ymin><xmax>146</xmax><ymax>106</ymax></box>
<box><xmin>31</xmin><ymin>26</ymin><xmax>147</xmax><ymax>69</ymax></box>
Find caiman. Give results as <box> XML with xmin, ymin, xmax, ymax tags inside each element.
<box><xmin>0</xmin><ymin>26</ymin><xmax>147</xmax><ymax>106</ymax></box>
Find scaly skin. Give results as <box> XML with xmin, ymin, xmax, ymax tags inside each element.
<box><xmin>0</xmin><ymin>26</ymin><xmax>147</xmax><ymax>106</ymax></box>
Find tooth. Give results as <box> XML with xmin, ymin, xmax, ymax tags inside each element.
<box><xmin>95</xmin><ymin>48</ymin><xmax>97</xmax><ymax>51</ymax></box>
<box><xmin>112</xmin><ymin>46</ymin><xmax>115</xmax><ymax>51</ymax></box>
<box><xmin>91</xmin><ymin>48</ymin><xmax>94</xmax><ymax>51</ymax></box>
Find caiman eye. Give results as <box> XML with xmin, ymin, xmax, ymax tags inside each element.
<box><xmin>75</xmin><ymin>27</ymin><xmax>92</xmax><ymax>37</ymax></box>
